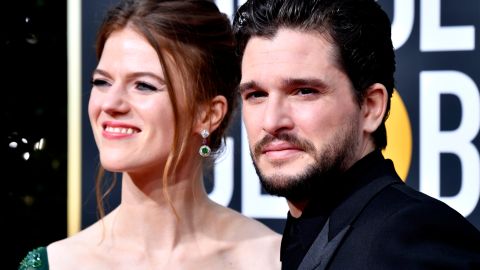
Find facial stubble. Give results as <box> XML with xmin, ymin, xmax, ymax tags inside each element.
<box><xmin>251</xmin><ymin>119</ymin><xmax>359</xmax><ymax>202</ymax></box>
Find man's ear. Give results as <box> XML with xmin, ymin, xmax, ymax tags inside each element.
<box><xmin>194</xmin><ymin>95</ymin><xmax>228</xmax><ymax>134</ymax></box>
<box><xmin>362</xmin><ymin>83</ymin><xmax>388</xmax><ymax>133</ymax></box>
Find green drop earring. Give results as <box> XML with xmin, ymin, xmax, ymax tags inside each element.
<box><xmin>199</xmin><ymin>129</ymin><xmax>211</xmax><ymax>157</ymax></box>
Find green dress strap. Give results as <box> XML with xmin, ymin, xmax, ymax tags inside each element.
<box><xmin>18</xmin><ymin>247</ymin><xmax>49</xmax><ymax>270</ymax></box>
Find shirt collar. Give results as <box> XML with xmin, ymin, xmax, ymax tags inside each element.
<box><xmin>280</xmin><ymin>150</ymin><xmax>388</xmax><ymax>265</ymax></box>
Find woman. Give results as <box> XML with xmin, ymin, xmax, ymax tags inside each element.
<box><xmin>19</xmin><ymin>0</ymin><xmax>280</xmax><ymax>269</ymax></box>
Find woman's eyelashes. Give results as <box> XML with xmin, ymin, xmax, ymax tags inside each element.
<box><xmin>135</xmin><ymin>81</ymin><xmax>159</xmax><ymax>92</ymax></box>
<box><xmin>90</xmin><ymin>78</ymin><xmax>162</xmax><ymax>92</ymax></box>
<box><xmin>91</xmin><ymin>78</ymin><xmax>110</xmax><ymax>88</ymax></box>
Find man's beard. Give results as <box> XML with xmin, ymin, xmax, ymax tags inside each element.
<box><xmin>251</xmin><ymin>120</ymin><xmax>359</xmax><ymax>202</ymax></box>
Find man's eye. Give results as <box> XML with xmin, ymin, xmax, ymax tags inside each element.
<box><xmin>295</xmin><ymin>88</ymin><xmax>317</xmax><ymax>95</ymax></box>
<box><xmin>136</xmin><ymin>81</ymin><xmax>158</xmax><ymax>92</ymax></box>
<box><xmin>91</xmin><ymin>79</ymin><xmax>110</xmax><ymax>87</ymax></box>
<box><xmin>244</xmin><ymin>91</ymin><xmax>267</xmax><ymax>100</ymax></box>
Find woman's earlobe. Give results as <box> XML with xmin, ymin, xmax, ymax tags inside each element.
<box><xmin>194</xmin><ymin>95</ymin><xmax>228</xmax><ymax>134</ymax></box>
<box><xmin>206</xmin><ymin>95</ymin><xmax>228</xmax><ymax>131</ymax></box>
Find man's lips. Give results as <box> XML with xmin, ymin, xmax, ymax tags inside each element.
<box><xmin>253</xmin><ymin>133</ymin><xmax>316</xmax><ymax>160</ymax></box>
<box><xmin>261</xmin><ymin>141</ymin><xmax>303</xmax><ymax>160</ymax></box>
<box><xmin>261</xmin><ymin>141</ymin><xmax>302</xmax><ymax>153</ymax></box>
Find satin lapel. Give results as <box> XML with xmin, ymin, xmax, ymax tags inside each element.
<box><xmin>298</xmin><ymin>219</ymin><xmax>351</xmax><ymax>270</ymax></box>
<box><xmin>297</xmin><ymin>219</ymin><xmax>329</xmax><ymax>270</ymax></box>
<box><xmin>297</xmin><ymin>176</ymin><xmax>398</xmax><ymax>270</ymax></box>
<box><xmin>328</xmin><ymin>176</ymin><xmax>397</xmax><ymax>240</ymax></box>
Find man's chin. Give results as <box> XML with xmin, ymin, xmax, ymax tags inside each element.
<box><xmin>256</xmin><ymin>158</ymin><xmax>312</xmax><ymax>174</ymax></box>
<box><xmin>257</xmin><ymin>173</ymin><xmax>315</xmax><ymax>200</ymax></box>
<box><xmin>252</xmin><ymin>156</ymin><xmax>324</xmax><ymax>200</ymax></box>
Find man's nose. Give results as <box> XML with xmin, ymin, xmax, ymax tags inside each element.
<box><xmin>262</xmin><ymin>96</ymin><xmax>294</xmax><ymax>135</ymax></box>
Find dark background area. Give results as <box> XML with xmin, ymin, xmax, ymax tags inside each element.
<box><xmin>4</xmin><ymin>0</ymin><xmax>480</xmax><ymax>268</ymax></box>
<box><xmin>1</xmin><ymin>0</ymin><xmax>67</xmax><ymax>268</ymax></box>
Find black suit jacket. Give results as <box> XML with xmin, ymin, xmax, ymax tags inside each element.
<box><xmin>297</xmin><ymin>162</ymin><xmax>480</xmax><ymax>270</ymax></box>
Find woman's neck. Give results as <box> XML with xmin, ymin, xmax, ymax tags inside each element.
<box><xmin>103</xmin><ymin>166</ymin><xmax>215</xmax><ymax>251</ymax></box>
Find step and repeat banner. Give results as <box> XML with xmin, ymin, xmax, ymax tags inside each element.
<box><xmin>81</xmin><ymin>0</ymin><xmax>480</xmax><ymax>232</ymax></box>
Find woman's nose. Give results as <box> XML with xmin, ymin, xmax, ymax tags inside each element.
<box><xmin>99</xmin><ymin>86</ymin><xmax>130</xmax><ymax>115</ymax></box>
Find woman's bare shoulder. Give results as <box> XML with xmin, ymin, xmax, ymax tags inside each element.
<box><xmin>46</xmin><ymin>221</ymin><xmax>105</xmax><ymax>269</ymax></box>
<box><xmin>209</xmin><ymin>204</ymin><xmax>282</xmax><ymax>269</ymax></box>
<box><xmin>211</xmin><ymin>202</ymin><xmax>280</xmax><ymax>238</ymax></box>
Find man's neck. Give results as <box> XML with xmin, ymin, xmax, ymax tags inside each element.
<box><xmin>285</xmin><ymin>148</ymin><xmax>380</xmax><ymax>218</ymax></box>
<box><xmin>287</xmin><ymin>200</ymin><xmax>309</xmax><ymax>218</ymax></box>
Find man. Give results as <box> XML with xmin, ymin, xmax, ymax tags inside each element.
<box><xmin>233</xmin><ymin>0</ymin><xmax>480</xmax><ymax>269</ymax></box>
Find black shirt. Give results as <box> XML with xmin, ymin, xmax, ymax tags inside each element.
<box><xmin>280</xmin><ymin>150</ymin><xmax>391</xmax><ymax>270</ymax></box>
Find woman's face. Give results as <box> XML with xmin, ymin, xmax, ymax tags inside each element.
<box><xmin>89</xmin><ymin>27</ymin><xmax>176</xmax><ymax>175</ymax></box>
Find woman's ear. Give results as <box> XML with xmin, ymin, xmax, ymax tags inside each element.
<box><xmin>362</xmin><ymin>83</ymin><xmax>388</xmax><ymax>133</ymax></box>
<box><xmin>194</xmin><ymin>95</ymin><xmax>228</xmax><ymax>133</ymax></box>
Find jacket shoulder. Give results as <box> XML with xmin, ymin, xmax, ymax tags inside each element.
<box><xmin>336</xmin><ymin>183</ymin><xmax>480</xmax><ymax>269</ymax></box>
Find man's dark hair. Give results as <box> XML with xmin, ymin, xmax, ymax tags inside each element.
<box><xmin>233</xmin><ymin>0</ymin><xmax>395</xmax><ymax>149</ymax></box>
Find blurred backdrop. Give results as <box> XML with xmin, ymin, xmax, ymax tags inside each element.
<box><xmin>4</xmin><ymin>0</ymin><xmax>480</xmax><ymax>268</ymax></box>
<box><xmin>2</xmin><ymin>0</ymin><xmax>67</xmax><ymax>268</ymax></box>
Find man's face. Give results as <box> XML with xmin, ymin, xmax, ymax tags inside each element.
<box><xmin>240</xmin><ymin>28</ymin><xmax>366</xmax><ymax>200</ymax></box>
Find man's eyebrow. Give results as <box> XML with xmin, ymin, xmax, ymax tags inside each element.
<box><xmin>281</xmin><ymin>78</ymin><xmax>327</xmax><ymax>89</ymax></box>
<box><xmin>238</xmin><ymin>81</ymin><xmax>262</xmax><ymax>93</ymax></box>
<box><xmin>238</xmin><ymin>77</ymin><xmax>327</xmax><ymax>94</ymax></box>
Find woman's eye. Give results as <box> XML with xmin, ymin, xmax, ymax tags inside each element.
<box><xmin>136</xmin><ymin>81</ymin><xmax>158</xmax><ymax>92</ymax></box>
<box><xmin>91</xmin><ymin>78</ymin><xmax>110</xmax><ymax>87</ymax></box>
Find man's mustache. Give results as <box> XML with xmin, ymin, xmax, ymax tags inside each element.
<box><xmin>253</xmin><ymin>133</ymin><xmax>316</xmax><ymax>158</ymax></box>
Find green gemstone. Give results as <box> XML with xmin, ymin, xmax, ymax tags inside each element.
<box><xmin>199</xmin><ymin>145</ymin><xmax>211</xmax><ymax>157</ymax></box>
<box><xmin>19</xmin><ymin>248</ymin><xmax>43</xmax><ymax>269</ymax></box>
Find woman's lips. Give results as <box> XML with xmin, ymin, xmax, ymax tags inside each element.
<box><xmin>102</xmin><ymin>121</ymin><xmax>141</xmax><ymax>139</ymax></box>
